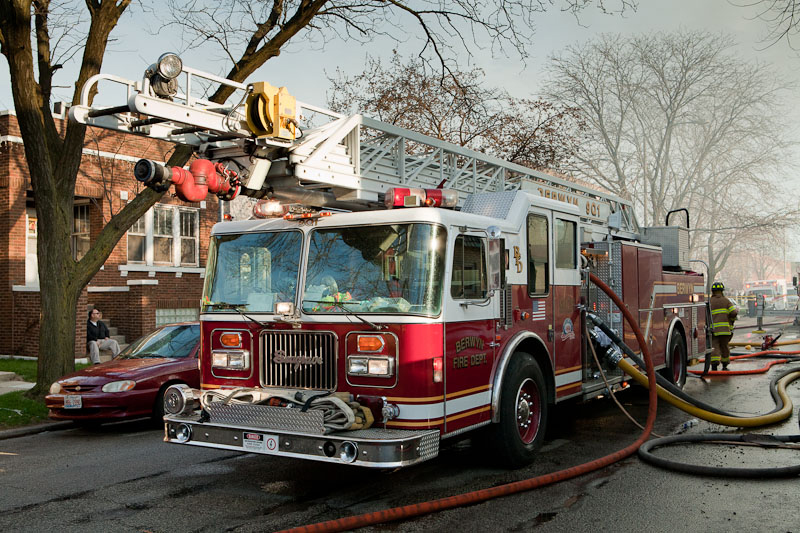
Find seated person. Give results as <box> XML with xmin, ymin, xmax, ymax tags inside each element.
<box><xmin>86</xmin><ymin>307</ymin><xmax>121</xmax><ymax>364</ymax></box>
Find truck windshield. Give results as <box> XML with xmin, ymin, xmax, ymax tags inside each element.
<box><xmin>302</xmin><ymin>224</ymin><xmax>446</xmax><ymax>316</ymax></box>
<box><xmin>203</xmin><ymin>231</ymin><xmax>302</xmax><ymax>313</ymax></box>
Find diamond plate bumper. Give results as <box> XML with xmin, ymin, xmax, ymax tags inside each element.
<box><xmin>164</xmin><ymin>403</ymin><xmax>440</xmax><ymax>468</ymax></box>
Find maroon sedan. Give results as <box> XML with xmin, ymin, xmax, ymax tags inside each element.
<box><xmin>46</xmin><ymin>322</ymin><xmax>200</xmax><ymax>423</ymax></box>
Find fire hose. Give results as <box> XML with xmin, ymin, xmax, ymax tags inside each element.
<box><xmin>279</xmin><ymin>273</ymin><xmax>657</xmax><ymax>533</ymax></box>
<box><xmin>587</xmin><ymin>315</ymin><xmax>798</xmax><ymax>424</ymax></box>
<box><xmin>585</xmin><ymin>309</ymin><xmax>800</xmax><ymax>477</ymax></box>
<box><xmin>283</xmin><ymin>274</ymin><xmax>800</xmax><ymax>532</ymax></box>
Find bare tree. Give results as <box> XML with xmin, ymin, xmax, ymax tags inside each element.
<box><xmin>328</xmin><ymin>54</ymin><xmax>584</xmax><ymax>171</ymax></box>
<box><xmin>0</xmin><ymin>0</ymin><xmax>627</xmax><ymax>396</ymax></box>
<box><xmin>733</xmin><ymin>0</ymin><xmax>800</xmax><ymax>48</ymax></box>
<box><xmin>544</xmin><ymin>30</ymin><xmax>799</xmax><ymax>283</ymax></box>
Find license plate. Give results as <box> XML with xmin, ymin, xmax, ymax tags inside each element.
<box><xmin>64</xmin><ymin>395</ymin><xmax>82</xmax><ymax>409</ymax></box>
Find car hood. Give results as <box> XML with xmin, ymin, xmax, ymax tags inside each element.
<box><xmin>56</xmin><ymin>357</ymin><xmax>185</xmax><ymax>384</ymax></box>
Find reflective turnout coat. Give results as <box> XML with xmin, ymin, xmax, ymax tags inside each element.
<box><xmin>710</xmin><ymin>294</ymin><xmax>738</xmax><ymax>336</ymax></box>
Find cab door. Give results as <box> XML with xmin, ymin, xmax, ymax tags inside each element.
<box><xmin>552</xmin><ymin>213</ymin><xmax>582</xmax><ymax>399</ymax></box>
<box><xmin>444</xmin><ymin>231</ymin><xmax>497</xmax><ymax>434</ymax></box>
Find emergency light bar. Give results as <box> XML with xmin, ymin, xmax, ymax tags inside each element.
<box><xmin>384</xmin><ymin>187</ymin><xmax>458</xmax><ymax>209</ymax></box>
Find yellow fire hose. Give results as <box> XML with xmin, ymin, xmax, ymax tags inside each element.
<box><xmin>730</xmin><ymin>339</ymin><xmax>800</xmax><ymax>347</ymax></box>
<box><xmin>618</xmin><ymin>358</ymin><xmax>800</xmax><ymax>427</ymax></box>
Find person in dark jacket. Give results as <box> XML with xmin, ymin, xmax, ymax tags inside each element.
<box><xmin>709</xmin><ymin>281</ymin><xmax>738</xmax><ymax>371</ymax></box>
<box><xmin>87</xmin><ymin>307</ymin><xmax>120</xmax><ymax>364</ymax></box>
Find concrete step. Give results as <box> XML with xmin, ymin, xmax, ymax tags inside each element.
<box><xmin>0</xmin><ymin>371</ymin><xmax>17</xmax><ymax>382</ymax></box>
<box><xmin>110</xmin><ymin>334</ymin><xmax>126</xmax><ymax>344</ymax></box>
<box><xmin>107</xmin><ymin>326</ymin><xmax>118</xmax><ymax>336</ymax></box>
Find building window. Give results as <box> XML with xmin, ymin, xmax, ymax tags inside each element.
<box><xmin>127</xmin><ymin>204</ymin><xmax>200</xmax><ymax>267</ymax></box>
<box><xmin>153</xmin><ymin>206</ymin><xmax>174</xmax><ymax>264</ymax></box>
<box><xmin>155</xmin><ymin>308</ymin><xmax>199</xmax><ymax>327</ymax></box>
<box><xmin>72</xmin><ymin>204</ymin><xmax>90</xmax><ymax>261</ymax></box>
<box><xmin>128</xmin><ymin>216</ymin><xmax>146</xmax><ymax>263</ymax></box>
<box><xmin>180</xmin><ymin>209</ymin><xmax>197</xmax><ymax>265</ymax></box>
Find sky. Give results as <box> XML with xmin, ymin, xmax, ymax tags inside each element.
<box><xmin>1</xmin><ymin>1</ymin><xmax>797</xmax><ymax>112</ymax></box>
<box><xmin>0</xmin><ymin>0</ymin><xmax>798</xmax><ymax>265</ymax></box>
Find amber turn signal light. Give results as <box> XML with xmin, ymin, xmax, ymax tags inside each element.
<box><xmin>357</xmin><ymin>335</ymin><xmax>384</xmax><ymax>352</ymax></box>
<box><xmin>220</xmin><ymin>332</ymin><xmax>242</xmax><ymax>347</ymax></box>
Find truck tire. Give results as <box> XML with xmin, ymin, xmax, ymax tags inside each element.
<box><xmin>490</xmin><ymin>352</ymin><xmax>549</xmax><ymax>468</ymax></box>
<box><xmin>660</xmin><ymin>333</ymin><xmax>687</xmax><ymax>388</ymax></box>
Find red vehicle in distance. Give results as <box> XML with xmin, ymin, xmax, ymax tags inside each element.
<box><xmin>46</xmin><ymin>322</ymin><xmax>200</xmax><ymax>424</ymax></box>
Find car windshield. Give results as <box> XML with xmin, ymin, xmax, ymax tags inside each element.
<box><xmin>203</xmin><ymin>231</ymin><xmax>302</xmax><ymax>313</ymax></box>
<box><xmin>117</xmin><ymin>324</ymin><xmax>200</xmax><ymax>359</ymax></box>
<box><xmin>302</xmin><ymin>223</ymin><xmax>446</xmax><ymax>316</ymax></box>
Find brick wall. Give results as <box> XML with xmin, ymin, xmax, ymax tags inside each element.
<box><xmin>0</xmin><ymin>112</ymin><xmax>218</xmax><ymax>357</ymax></box>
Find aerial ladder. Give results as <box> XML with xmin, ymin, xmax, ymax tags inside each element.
<box><xmin>69</xmin><ymin>52</ymin><xmax>640</xmax><ymax>237</ymax></box>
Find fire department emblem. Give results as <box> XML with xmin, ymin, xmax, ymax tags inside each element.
<box><xmin>561</xmin><ymin>318</ymin><xmax>576</xmax><ymax>341</ymax></box>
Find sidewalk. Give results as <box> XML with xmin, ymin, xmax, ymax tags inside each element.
<box><xmin>0</xmin><ymin>371</ymin><xmax>34</xmax><ymax>395</ymax></box>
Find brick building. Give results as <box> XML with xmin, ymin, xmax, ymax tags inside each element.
<box><xmin>0</xmin><ymin>110</ymin><xmax>220</xmax><ymax>357</ymax></box>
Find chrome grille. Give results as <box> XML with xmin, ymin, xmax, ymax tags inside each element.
<box><xmin>261</xmin><ymin>331</ymin><xmax>337</xmax><ymax>390</ymax></box>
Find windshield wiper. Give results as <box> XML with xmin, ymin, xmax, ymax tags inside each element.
<box><xmin>205</xmin><ymin>301</ymin><xmax>246</xmax><ymax>310</ymax></box>
<box><xmin>303</xmin><ymin>300</ymin><xmax>385</xmax><ymax>331</ymax></box>
<box><xmin>204</xmin><ymin>301</ymin><xmax>268</xmax><ymax>328</ymax></box>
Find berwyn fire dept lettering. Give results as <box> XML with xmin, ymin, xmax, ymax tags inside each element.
<box><xmin>273</xmin><ymin>350</ymin><xmax>323</xmax><ymax>369</ymax></box>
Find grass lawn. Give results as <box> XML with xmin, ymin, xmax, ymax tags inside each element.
<box><xmin>0</xmin><ymin>358</ymin><xmax>90</xmax><ymax>429</ymax></box>
<box><xmin>0</xmin><ymin>390</ymin><xmax>49</xmax><ymax>428</ymax></box>
<box><xmin>0</xmin><ymin>358</ymin><xmax>89</xmax><ymax>382</ymax></box>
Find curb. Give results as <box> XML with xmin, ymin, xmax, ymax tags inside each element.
<box><xmin>0</xmin><ymin>420</ymin><xmax>74</xmax><ymax>441</ymax></box>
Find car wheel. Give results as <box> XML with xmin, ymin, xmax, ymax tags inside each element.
<box><xmin>488</xmin><ymin>352</ymin><xmax>549</xmax><ymax>468</ymax></box>
<box><xmin>153</xmin><ymin>383</ymin><xmax>182</xmax><ymax>424</ymax></box>
<box><xmin>660</xmin><ymin>332</ymin><xmax>687</xmax><ymax>388</ymax></box>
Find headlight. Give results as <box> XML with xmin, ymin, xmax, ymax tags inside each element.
<box><xmin>347</xmin><ymin>356</ymin><xmax>394</xmax><ymax>377</ymax></box>
<box><xmin>49</xmin><ymin>382</ymin><xmax>62</xmax><ymax>394</ymax></box>
<box><xmin>211</xmin><ymin>350</ymin><xmax>250</xmax><ymax>370</ymax></box>
<box><xmin>102</xmin><ymin>380</ymin><xmax>136</xmax><ymax>393</ymax></box>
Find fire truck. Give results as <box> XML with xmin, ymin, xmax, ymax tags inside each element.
<box><xmin>70</xmin><ymin>53</ymin><xmax>708</xmax><ymax>468</ymax></box>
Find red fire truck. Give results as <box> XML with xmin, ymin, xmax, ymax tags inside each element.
<box><xmin>70</xmin><ymin>54</ymin><xmax>708</xmax><ymax>468</ymax></box>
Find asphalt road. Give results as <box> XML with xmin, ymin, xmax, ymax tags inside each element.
<box><xmin>2</xmin><ymin>321</ymin><xmax>800</xmax><ymax>532</ymax></box>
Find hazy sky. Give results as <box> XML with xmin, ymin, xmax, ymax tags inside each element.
<box><xmin>0</xmin><ymin>0</ymin><xmax>797</xmax><ymax>111</ymax></box>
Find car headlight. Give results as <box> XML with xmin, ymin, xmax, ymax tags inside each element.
<box><xmin>49</xmin><ymin>382</ymin><xmax>62</xmax><ymax>394</ymax></box>
<box><xmin>101</xmin><ymin>380</ymin><xmax>136</xmax><ymax>393</ymax></box>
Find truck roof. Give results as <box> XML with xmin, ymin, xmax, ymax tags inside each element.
<box><xmin>212</xmin><ymin>190</ymin><xmax>581</xmax><ymax>236</ymax></box>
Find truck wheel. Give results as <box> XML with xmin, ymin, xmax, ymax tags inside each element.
<box><xmin>661</xmin><ymin>333</ymin><xmax>687</xmax><ymax>388</ymax></box>
<box><xmin>491</xmin><ymin>352</ymin><xmax>548</xmax><ymax>468</ymax></box>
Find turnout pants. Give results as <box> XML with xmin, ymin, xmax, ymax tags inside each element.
<box><xmin>711</xmin><ymin>335</ymin><xmax>732</xmax><ymax>367</ymax></box>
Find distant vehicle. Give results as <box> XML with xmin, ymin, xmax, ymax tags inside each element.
<box><xmin>744</xmin><ymin>279</ymin><xmax>788</xmax><ymax>310</ymax></box>
<box><xmin>46</xmin><ymin>322</ymin><xmax>200</xmax><ymax>424</ymax></box>
<box><xmin>787</xmin><ymin>287</ymin><xmax>799</xmax><ymax>310</ymax></box>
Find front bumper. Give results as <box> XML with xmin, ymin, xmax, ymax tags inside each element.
<box><xmin>45</xmin><ymin>391</ymin><xmax>153</xmax><ymax>421</ymax></box>
<box><xmin>164</xmin><ymin>401</ymin><xmax>440</xmax><ymax>468</ymax></box>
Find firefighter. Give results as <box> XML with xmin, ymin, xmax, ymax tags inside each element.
<box><xmin>709</xmin><ymin>281</ymin><xmax>738</xmax><ymax>371</ymax></box>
